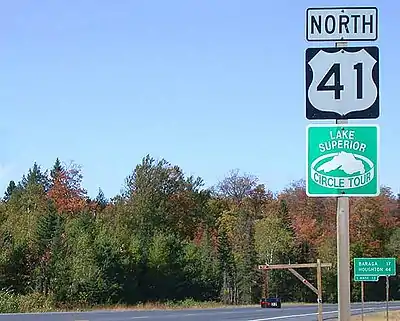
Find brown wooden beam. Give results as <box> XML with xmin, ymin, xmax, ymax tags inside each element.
<box><xmin>256</xmin><ymin>260</ymin><xmax>330</xmax><ymax>321</ymax></box>
<box><xmin>258</xmin><ymin>263</ymin><xmax>332</xmax><ymax>270</ymax></box>
<box><xmin>317</xmin><ymin>259</ymin><xmax>323</xmax><ymax>321</ymax></box>
<box><xmin>288</xmin><ymin>268</ymin><xmax>318</xmax><ymax>295</ymax></box>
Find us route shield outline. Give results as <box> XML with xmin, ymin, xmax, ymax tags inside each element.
<box><xmin>305</xmin><ymin>46</ymin><xmax>380</xmax><ymax>120</ymax></box>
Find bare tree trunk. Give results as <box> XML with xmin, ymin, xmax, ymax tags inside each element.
<box><xmin>262</xmin><ymin>270</ymin><xmax>266</xmax><ymax>297</ymax></box>
<box><xmin>230</xmin><ymin>280</ymin><xmax>234</xmax><ymax>304</ymax></box>
<box><xmin>222</xmin><ymin>271</ymin><xmax>227</xmax><ymax>304</ymax></box>
<box><xmin>265</xmin><ymin>249</ymin><xmax>274</xmax><ymax>298</ymax></box>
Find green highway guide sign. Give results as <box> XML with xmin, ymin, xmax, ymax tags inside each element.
<box><xmin>354</xmin><ymin>258</ymin><xmax>397</xmax><ymax>282</ymax></box>
<box><xmin>306</xmin><ymin>124</ymin><xmax>379</xmax><ymax>197</ymax></box>
<box><xmin>354</xmin><ymin>275</ymin><xmax>378</xmax><ymax>282</ymax></box>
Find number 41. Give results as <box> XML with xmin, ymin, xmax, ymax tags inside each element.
<box><xmin>317</xmin><ymin>63</ymin><xmax>363</xmax><ymax>100</ymax></box>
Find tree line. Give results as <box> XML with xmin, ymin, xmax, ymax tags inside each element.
<box><xmin>0</xmin><ymin>155</ymin><xmax>398</xmax><ymax>310</ymax></box>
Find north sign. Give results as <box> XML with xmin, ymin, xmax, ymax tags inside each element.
<box><xmin>306</xmin><ymin>7</ymin><xmax>378</xmax><ymax>42</ymax></box>
<box><xmin>305</xmin><ymin>46</ymin><xmax>379</xmax><ymax>120</ymax></box>
<box><xmin>354</xmin><ymin>258</ymin><xmax>397</xmax><ymax>282</ymax></box>
<box><xmin>306</xmin><ymin>124</ymin><xmax>379</xmax><ymax>197</ymax></box>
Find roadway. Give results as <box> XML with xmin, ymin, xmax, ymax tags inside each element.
<box><xmin>0</xmin><ymin>302</ymin><xmax>399</xmax><ymax>321</ymax></box>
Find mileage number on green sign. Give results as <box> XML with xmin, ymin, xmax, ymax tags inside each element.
<box><xmin>353</xmin><ymin>257</ymin><xmax>396</xmax><ymax>282</ymax></box>
<box><xmin>306</xmin><ymin>124</ymin><xmax>379</xmax><ymax>197</ymax></box>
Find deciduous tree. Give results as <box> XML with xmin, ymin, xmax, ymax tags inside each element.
<box><xmin>48</xmin><ymin>160</ymin><xmax>87</xmax><ymax>215</ymax></box>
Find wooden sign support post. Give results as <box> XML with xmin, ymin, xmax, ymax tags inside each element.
<box><xmin>361</xmin><ymin>281</ymin><xmax>364</xmax><ymax>321</ymax></box>
<box><xmin>258</xmin><ymin>259</ymin><xmax>332</xmax><ymax>321</ymax></box>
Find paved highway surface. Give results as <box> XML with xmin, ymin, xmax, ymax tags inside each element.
<box><xmin>0</xmin><ymin>302</ymin><xmax>399</xmax><ymax>321</ymax></box>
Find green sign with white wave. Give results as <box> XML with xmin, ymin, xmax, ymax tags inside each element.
<box><xmin>306</xmin><ymin>124</ymin><xmax>379</xmax><ymax>197</ymax></box>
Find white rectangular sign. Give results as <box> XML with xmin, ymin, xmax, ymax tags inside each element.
<box><xmin>306</xmin><ymin>7</ymin><xmax>378</xmax><ymax>42</ymax></box>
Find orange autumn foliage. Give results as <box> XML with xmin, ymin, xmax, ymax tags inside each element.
<box><xmin>279</xmin><ymin>182</ymin><xmax>398</xmax><ymax>257</ymax></box>
<box><xmin>47</xmin><ymin>163</ymin><xmax>87</xmax><ymax>214</ymax></box>
<box><xmin>349</xmin><ymin>192</ymin><xmax>398</xmax><ymax>256</ymax></box>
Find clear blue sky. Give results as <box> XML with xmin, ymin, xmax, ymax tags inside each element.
<box><xmin>0</xmin><ymin>0</ymin><xmax>398</xmax><ymax>199</ymax></box>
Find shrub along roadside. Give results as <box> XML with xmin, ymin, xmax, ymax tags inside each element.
<box><xmin>0</xmin><ymin>293</ymin><xmax>255</xmax><ymax>313</ymax></box>
<box><xmin>0</xmin><ymin>291</ymin><xmax>54</xmax><ymax>313</ymax></box>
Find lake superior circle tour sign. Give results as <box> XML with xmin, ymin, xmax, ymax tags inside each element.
<box><xmin>306</xmin><ymin>124</ymin><xmax>379</xmax><ymax>197</ymax></box>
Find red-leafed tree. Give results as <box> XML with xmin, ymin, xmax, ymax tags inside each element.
<box><xmin>350</xmin><ymin>187</ymin><xmax>399</xmax><ymax>257</ymax></box>
<box><xmin>47</xmin><ymin>158</ymin><xmax>87</xmax><ymax>214</ymax></box>
<box><xmin>279</xmin><ymin>181</ymin><xmax>321</xmax><ymax>247</ymax></box>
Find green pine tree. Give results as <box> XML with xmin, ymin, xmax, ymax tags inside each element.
<box><xmin>3</xmin><ymin>180</ymin><xmax>17</xmax><ymax>201</ymax></box>
<box><xmin>95</xmin><ymin>188</ymin><xmax>108</xmax><ymax>210</ymax></box>
<box><xmin>50</xmin><ymin>158</ymin><xmax>63</xmax><ymax>181</ymax></box>
<box><xmin>217</xmin><ymin>227</ymin><xmax>235</xmax><ymax>304</ymax></box>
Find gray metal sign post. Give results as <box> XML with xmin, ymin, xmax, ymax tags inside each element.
<box><xmin>305</xmin><ymin>6</ymin><xmax>379</xmax><ymax>321</ymax></box>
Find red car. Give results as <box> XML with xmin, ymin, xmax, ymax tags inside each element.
<box><xmin>260</xmin><ymin>297</ymin><xmax>281</xmax><ymax>308</ymax></box>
